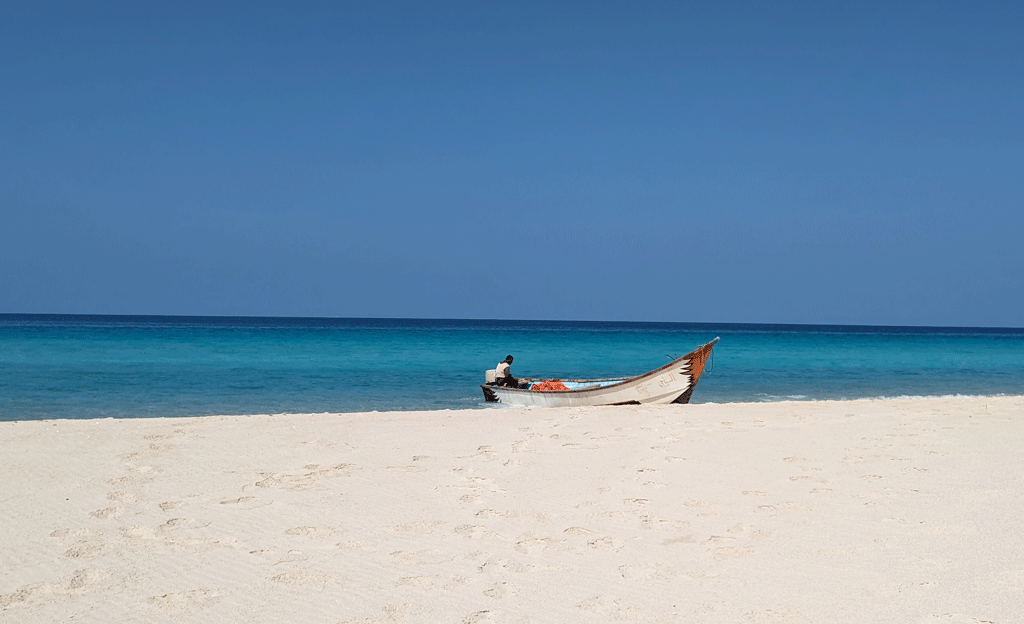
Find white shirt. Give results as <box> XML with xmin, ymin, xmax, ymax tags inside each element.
<box><xmin>495</xmin><ymin>362</ymin><xmax>510</xmax><ymax>378</ymax></box>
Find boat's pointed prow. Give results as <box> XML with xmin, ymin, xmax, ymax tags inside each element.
<box><xmin>669</xmin><ymin>338</ymin><xmax>718</xmax><ymax>405</ymax></box>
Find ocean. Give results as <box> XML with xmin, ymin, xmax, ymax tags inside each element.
<box><xmin>1</xmin><ymin>314</ymin><xmax>1022</xmax><ymax>421</ymax></box>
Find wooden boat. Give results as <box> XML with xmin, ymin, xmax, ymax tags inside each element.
<box><xmin>481</xmin><ymin>338</ymin><xmax>719</xmax><ymax>407</ymax></box>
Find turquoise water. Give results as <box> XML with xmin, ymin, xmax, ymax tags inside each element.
<box><xmin>1</xmin><ymin>314</ymin><xmax>1022</xmax><ymax>420</ymax></box>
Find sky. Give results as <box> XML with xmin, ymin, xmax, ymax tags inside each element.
<box><xmin>2</xmin><ymin>1</ymin><xmax>1022</xmax><ymax>326</ymax></box>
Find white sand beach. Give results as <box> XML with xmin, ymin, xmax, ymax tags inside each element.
<box><xmin>2</xmin><ymin>396</ymin><xmax>1022</xmax><ymax>623</ymax></box>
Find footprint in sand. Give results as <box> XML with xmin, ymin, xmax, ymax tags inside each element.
<box><xmin>64</xmin><ymin>542</ymin><xmax>104</xmax><ymax>559</ymax></box>
<box><xmin>789</xmin><ymin>475</ymin><xmax>827</xmax><ymax>483</ymax></box>
<box><xmin>728</xmin><ymin>524</ymin><xmax>769</xmax><ymax>538</ymax></box>
<box><xmin>107</xmin><ymin>475</ymin><xmax>140</xmax><ymax>487</ymax></box>
<box><xmin>89</xmin><ymin>507</ymin><xmax>123</xmax><ymax>519</ymax></box>
<box><xmin>454</xmin><ymin>525</ymin><xmax>503</xmax><ymax>540</ymax></box>
<box><xmin>393</xmin><ymin>520</ymin><xmax>446</xmax><ymax>534</ymax></box>
<box><xmin>0</xmin><ymin>569</ymin><xmax>109</xmax><ymax>609</ymax></box>
<box><xmin>454</xmin><ymin>475</ymin><xmax>505</xmax><ymax>493</ymax></box>
<box><xmin>514</xmin><ymin>534</ymin><xmax>567</xmax><ymax>554</ymax></box>
<box><xmin>563</xmin><ymin>526</ymin><xmax>593</xmax><ymax>536</ymax></box>
<box><xmin>285</xmin><ymin>526</ymin><xmax>337</xmax><ymax>539</ymax></box>
<box><xmin>390</xmin><ymin>549</ymin><xmax>450</xmax><ymax>565</ymax></box>
<box><xmin>684</xmin><ymin>499</ymin><xmax>711</xmax><ymax>507</ymax></box>
<box><xmin>511</xmin><ymin>440</ymin><xmax>532</xmax><ymax>453</ymax></box>
<box><xmin>68</xmin><ymin>568</ymin><xmax>111</xmax><ymax>589</ymax></box>
<box><xmin>219</xmin><ymin>496</ymin><xmax>257</xmax><ymax>505</ymax></box>
<box><xmin>336</xmin><ymin>541</ymin><xmax>374</xmax><ymax>551</ymax></box>
<box><xmin>269</xmin><ymin>571</ymin><xmax>338</xmax><ymax>586</ymax></box>
<box><xmin>254</xmin><ymin>464</ymin><xmax>356</xmax><ymax>490</ymax></box>
<box><xmin>459</xmin><ymin>446</ymin><xmax>498</xmax><ymax>461</ymax></box>
<box><xmin>483</xmin><ymin>581</ymin><xmax>517</xmax><ymax>599</ymax></box>
<box><xmin>476</xmin><ymin>509</ymin><xmax>548</xmax><ymax>522</ymax></box>
<box><xmin>50</xmin><ymin>528</ymin><xmax>94</xmax><ymax>539</ymax></box>
<box><xmin>161</xmin><ymin>518</ymin><xmax>208</xmax><ymax>530</ymax></box>
<box><xmin>121</xmin><ymin>525</ymin><xmax>158</xmax><ymax>540</ymax></box>
<box><xmin>587</xmin><ymin>536</ymin><xmax>623</xmax><ymax>551</ymax></box>
<box><xmin>396</xmin><ymin>575</ymin><xmax>467</xmax><ymax>590</ymax></box>
<box><xmin>712</xmin><ymin>545</ymin><xmax>754</xmax><ymax>559</ymax></box>
<box><xmin>147</xmin><ymin>589</ymin><xmax>220</xmax><ymax>609</ymax></box>
<box><xmin>619</xmin><ymin>563</ymin><xmax>676</xmax><ymax>581</ymax></box>
<box><xmin>255</xmin><ymin>475</ymin><xmax>282</xmax><ymax>488</ymax></box>
<box><xmin>473</xmin><ymin>555</ymin><xmax>509</xmax><ymax>574</ymax></box>
<box><xmin>107</xmin><ymin>490</ymin><xmax>136</xmax><ymax>503</ymax></box>
<box><xmin>640</xmin><ymin>514</ymin><xmax>689</xmax><ymax>531</ymax></box>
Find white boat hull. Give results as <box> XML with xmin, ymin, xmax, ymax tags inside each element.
<box><xmin>481</xmin><ymin>338</ymin><xmax>718</xmax><ymax>407</ymax></box>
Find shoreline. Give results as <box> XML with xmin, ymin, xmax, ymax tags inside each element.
<box><xmin>5</xmin><ymin>393</ymin><xmax>1023</xmax><ymax>423</ymax></box>
<box><xmin>3</xmin><ymin>396</ymin><xmax>1022</xmax><ymax>622</ymax></box>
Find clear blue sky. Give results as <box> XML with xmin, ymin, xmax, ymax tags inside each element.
<box><xmin>2</xmin><ymin>1</ymin><xmax>1022</xmax><ymax>326</ymax></box>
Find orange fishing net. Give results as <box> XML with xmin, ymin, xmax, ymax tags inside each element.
<box><xmin>532</xmin><ymin>380</ymin><xmax>568</xmax><ymax>391</ymax></box>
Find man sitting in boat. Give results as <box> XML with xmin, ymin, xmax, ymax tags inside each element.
<box><xmin>495</xmin><ymin>355</ymin><xmax>519</xmax><ymax>388</ymax></box>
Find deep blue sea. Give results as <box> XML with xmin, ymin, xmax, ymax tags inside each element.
<box><xmin>1</xmin><ymin>314</ymin><xmax>1022</xmax><ymax>421</ymax></box>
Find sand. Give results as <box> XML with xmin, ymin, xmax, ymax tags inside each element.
<box><xmin>2</xmin><ymin>396</ymin><xmax>1023</xmax><ymax>623</ymax></box>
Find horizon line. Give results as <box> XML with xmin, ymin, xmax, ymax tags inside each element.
<box><xmin>2</xmin><ymin>312</ymin><xmax>1022</xmax><ymax>332</ymax></box>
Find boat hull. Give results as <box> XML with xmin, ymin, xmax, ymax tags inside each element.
<box><xmin>481</xmin><ymin>338</ymin><xmax>718</xmax><ymax>407</ymax></box>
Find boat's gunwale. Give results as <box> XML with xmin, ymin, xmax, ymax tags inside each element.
<box><xmin>481</xmin><ymin>337</ymin><xmax>719</xmax><ymax>396</ymax></box>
